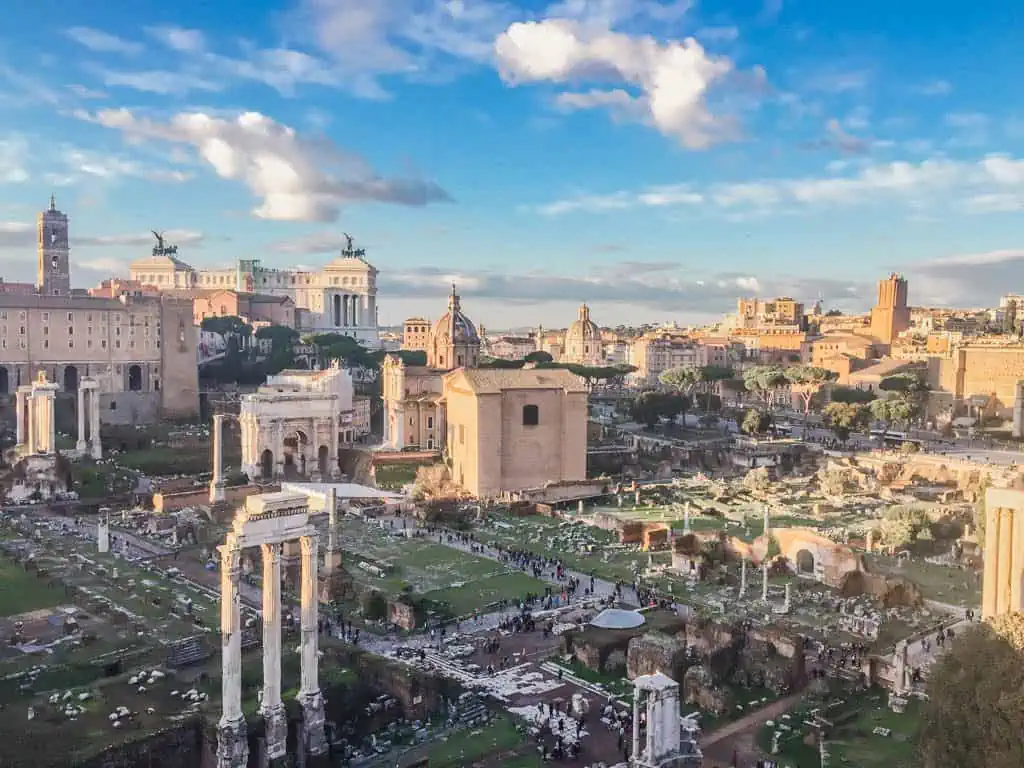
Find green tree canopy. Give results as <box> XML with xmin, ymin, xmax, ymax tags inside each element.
<box><xmin>306</xmin><ymin>332</ymin><xmax>375</xmax><ymax>369</ymax></box>
<box><xmin>742</xmin><ymin>366</ymin><xmax>788</xmax><ymax>410</ymax></box>
<box><xmin>822</xmin><ymin>402</ymin><xmax>871</xmax><ymax>443</ymax></box>
<box><xmin>659</xmin><ymin>366</ymin><xmax>703</xmax><ymax>394</ymax></box>
<box><xmin>201</xmin><ymin>315</ymin><xmax>251</xmax><ymax>338</ymax></box>
<box><xmin>631</xmin><ymin>391</ymin><xmax>690</xmax><ymax>428</ymax></box>
<box><xmin>371</xmin><ymin>349</ymin><xmax>428</xmax><ymax>367</ymax></box>
<box><xmin>524</xmin><ymin>350</ymin><xmax>553</xmax><ymax>363</ymax></box>
<box><xmin>478</xmin><ymin>357</ymin><xmax>526</xmax><ymax>369</ymax></box>
<box><xmin>830</xmin><ymin>385</ymin><xmax>876</xmax><ymax>404</ymax></box>
<box><xmin>785</xmin><ymin>364</ymin><xmax>838</xmax><ymax>426</ymax></box>
<box><xmin>919</xmin><ymin>613</ymin><xmax>1024</xmax><ymax>768</ymax></box>
<box><xmin>741</xmin><ymin>408</ymin><xmax>772</xmax><ymax>436</ymax></box>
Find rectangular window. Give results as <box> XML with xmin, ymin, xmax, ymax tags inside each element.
<box><xmin>43</xmin><ymin>340</ymin><xmax>49</xmax><ymax>349</ymax></box>
<box><xmin>41</xmin><ymin>312</ymin><xmax>49</xmax><ymax>322</ymax></box>
<box><xmin>68</xmin><ymin>340</ymin><xmax>74</xmax><ymax>349</ymax></box>
<box><xmin>19</xmin><ymin>339</ymin><xmax>26</xmax><ymax>349</ymax></box>
<box><xmin>87</xmin><ymin>340</ymin><xmax>93</xmax><ymax>349</ymax></box>
<box><xmin>523</xmin><ymin>404</ymin><xmax>540</xmax><ymax>426</ymax></box>
<box><xmin>67</xmin><ymin>312</ymin><xmax>73</xmax><ymax>321</ymax></box>
<box><xmin>427</xmin><ymin>416</ymin><xmax>433</xmax><ymax>429</ymax></box>
<box><xmin>115</xmin><ymin>340</ymin><xmax>120</xmax><ymax>349</ymax></box>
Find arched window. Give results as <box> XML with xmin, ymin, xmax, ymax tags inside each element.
<box><xmin>522</xmin><ymin>404</ymin><xmax>539</xmax><ymax>426</ymax></box>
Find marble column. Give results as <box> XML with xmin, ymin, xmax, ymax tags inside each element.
<box><xmin>15</xmin><ymin>388</ymin><xmax>26</xmax><ymax>450</ymax></box>
<box><xmin>209</xmin><ymin>414</ymin><xmax>227</xmax><ymax>503</ymax></box>
<box><xmin>784</xmin><ymin>582</ymin><xmax>792</xmax><ymax>612</ymax></box>
<box><xmin>645</xmin><ymin>688</ymin><xmax>657</xmax><ymax>759</ymax></box>
<box><xmin>260</xmin><ymin>543</ymin><xmax>287</xmax><ymax>761</ymax></box>
<box><xmin>739</xmin><ymin>558</ymin><xmax>747</xmax><ymax>597</ymax></box>
<box><xmin>76</xmin><ymin>386</ymin><xmax>87</xmax><ymax>453</ymax></box>
<box><xmin>999</xmin><ymin>509</ymin><xmax>1014</xmax><ymax>615</ymax></box>
<box><xmin>298</xmin><ymin>534</ymin><xmax>327</xmax><ymax>756</ymax></box>
<box><xmin>88</xmin><ymin>386</ymin><xmax>102</xmax><ymax>459</ymax></box>
<box><xmin>762</xmin><ymin>561</ymin><xmax>770</xmax><ymax>601</ymax></box>
<box><xmin>631</xmin><ymin>690</ymin><xmax>641</xmax><ymax>761</ymax></box>
<box><xmin>325</xmin><ymin>487</ymin><xmax>340</xmax><ymax>572</ymax></box>
<box><xmin>983</xmin><ymin>505</ymin><xmax>1000</xmax><ymax>618</ymax></box>
<box><xmin>329</xmin><ymin>416</ymin><xmax>341</xmax><ymax>478</ymax></box>
<box><xmin>683</xmin><ymin>502</ymin><xmax>691</xmax><ymax>533</ymax></box>
<box><xmin>763</xmin><ymin>504</ymin><xmax>771</xmax><ymax>537</ymax></box>
<box><xmin>217</xmin><ymin>544</ymin><xmax>248</xmax><ymax>768</ymax></box>
<box><xmin>274</xmin><ymin>421</ymin><xmax>285</xmax><ymax>478</ymax></box>
<box><xmin>1013</xmin><ymin>509</ymin><xmax>1024</xmax><ymax>614</ymax></box>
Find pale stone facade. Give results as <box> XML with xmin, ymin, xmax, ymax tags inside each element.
<box><xmin>725</xmin><ymin>297</ymin><xmax>805</xmax><ymax>332</ymax></box>
<box><xmin>443</xmin><ymin>367</ymin><xmax>588</xmax><ymax>498</ymax></box>
<box><xmin>192</xmin><ymin>289</ymin><xmax>295</xmax><ymax>328</ymax></box>
<box><xmin>402</xmin><ymin>317</ymin><xmax>431</xmax><ymax>351</ymax></box>
<box><xmin>234</xmin><ymin>363</ymin><xmax>367</xmax><ymax>482</ymax></box>
<box><xmin>932</xmin><ymin>338</ymin><xmax>1024</xmax><ymax>417</ymax></box>
<box><xmin>37</xmin><ymin>196</ymin><xmax>71</xmax><ymax>297</ymax></box>
<box><xmin>383</xmin><ymin>286</ymin><xmax>480</xmax><ymax>450</ymax></box>
<box><xmin>130</xmin><ymin>238</ymin><xmax>380</xmax><ymax>344</ymax></box>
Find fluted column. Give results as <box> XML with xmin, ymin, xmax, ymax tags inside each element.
<box><xmin>645</xmin><ymin>688</ymin><xmax>657</xmax><ymax>759</ymax></box>
<box><xmin>325</xmin><ymin>487</ymin><xmax>339</xmax><ymax>573</ymax></box>
<box><xmin>76</xmin><ymin>386</ymin><xmax>87</xmax><ymax>452</ymax></box>
<box><xmin>631</xmin><ymin>689</ymin><xmax>641</xmax><ymax>761</ymax></box>
<box><xmin>983</xmin><ymin>505</ymin><xmax>1000</xmax><ymax>618</ymax></box>
<box><xmin>999</xmin><ymin>509</ymin><xmax>1014</xmax><ymax>615</ymax></box>
<box><xmin>89</xmin><ymin>386</ymin><xmax>102</xmax><ymax>459</ymax></box>
<box><xmin>217</xmin><ymin>542</ymin><xmax>248</xmax><ymax>768</ymax></box>
<box><xmin>260</xmin><ymin>543</ymin><xmax>287</xmax><ymax>761</ymax></box>
<box><xmin>352</xmin><ymin>295</ymin><xmax>359</xmax><ymax>327</ymax></box>
<box><xmin>274</xmin><ymin>421</ymin><xmax>285</xmax><ymax>478</ymax></box>
<box><xmin>209</xmin><ymin>414</ymin><xmax>227</xmax><ymax>503</ymax></box>
<box><xmin>1013</xmin><ymin>509</ymin><xmax>1024</xmax><ymax>614</ymax></box>
<box><xmin>298</xmin><ymin>534</ymin><xmax>327</xmax><ymax>756</ymax></box>
<box><xmin>329</xmin><ymin>416</ymin><xmax>340</xmax><ymax>478</ymax></box>
<box><xmin>15</xmin><ymin>389</ymin><xmax>26</xmax><ymax>451</ymax></box>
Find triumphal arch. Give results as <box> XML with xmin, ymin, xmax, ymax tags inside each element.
<box><xmin>217</xmin><ymin>492</ymin><xmax>326</xmax><ymax>767</ymax></box>
<box><xmin>235</xmin><ymin>363</ymin><xmax>359</xmax><ymax>482</ymax></box>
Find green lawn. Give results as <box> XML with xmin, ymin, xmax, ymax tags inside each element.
<box><xmin>419</xmin><ymin>715</ymin><xmax>528</xmax><ymax>768</ymax></box>
<box><xmin>374</xmin><ymin>462</ymin><xmax>430</xmax><ymax>490</ymax></box>
<box><xmin>865</xmin><ymin>554</ymin><xmax>980</xmax><ymax>606</ymax></box>
<box><xmin>424</xmin><ymin>572</ymin><xmax>549</xmax><ymax>616</ymax></box>
<box><xmin>0</xmin><ymin>560</ymin><xmax>65</xmax><ymax>617</ymax></box>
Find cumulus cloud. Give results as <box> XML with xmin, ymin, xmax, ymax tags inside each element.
<box><xmin>85</xmin><ymin>108</ymin><xmax>451</xmax><ymax>222</ymax></box>
<box><xmin>908</xmin><ymin>249</ymin><xmax>1024</xmax><ymax>307</ymax></box>
<box><xmin>535</xmin><ymin>153</ymin><xmax>1024</xmax><ymax>215</ymax></box>
<box><xmin>0</xmin><ymin>136</ymin><xmax>29</xmax><ymax>183</ymax></box>
<box><xmin>271</xmin><ymin>231</ymin><xmax>354</xmax><ymax>255</ymax></box>
<box><xmin>495</xmin><ymin>18</ymin><xmax>744</xmax><ymax>148</ymax></box>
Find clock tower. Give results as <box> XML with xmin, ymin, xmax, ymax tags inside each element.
<box><xmin>37</xmin><ymin>195</ymin><xmax>70</xmax><ymax>296</ymax></box>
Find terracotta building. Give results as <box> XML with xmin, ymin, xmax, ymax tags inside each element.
<box><xmin>191</xmin><ymin>289</ymin><xmax>295</xmax><ymax>328</ymax></box>
<box><xmin>443</xmin><ymin>367</ymin><xmax>589</xmax><ymax>498</ymax></box>
<box><xmin>869</xmin><ymin>273</ymin><xmax>911</xmax><ymax>347</ymax></box>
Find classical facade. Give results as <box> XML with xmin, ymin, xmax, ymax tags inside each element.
<box><xmin>383</xmin><ymin>286</ymin><xmax>481</xmax><ymax>450</ymax></box>
<box><xmin>0</xmin><ymin>200</ymin><xmax>199</xmax><ymax>424</ymax></box>
<box><xmin>129</xmin><ymin>236</ymin><xmax>380</xmax><ymax>344</ymax></box>
<box><xmin>563</xmin><ymin>304</ymin><xmax>604</xmax><ymax>366</ymax></box>
<box><xmin>235</xmin><ymin>363</ymin><xmax>368</xmax><ymax>481</ymax></box>
<box><xmin>443</xmin><ymin>367</ymin><xmax>588</xmax><ymax>497</ymax></box>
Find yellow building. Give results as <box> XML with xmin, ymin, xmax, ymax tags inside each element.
<box><xmin>402</xmin><ymin>317</ymin><xmax>431</xmax><ymax>351</ymax></box>
<box><xmin>443</xmin><ymin>367</ymin><xmax>589</xmax><ymax>498</ymax></box>
<box><xmin>982</xmin><ymin>487</ymin><xmax>1024</xmax><ymax>619</ymax></box>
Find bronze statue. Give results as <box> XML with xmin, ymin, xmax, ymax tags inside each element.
<box><xmin>342</xmin><ymin>232</ymin><xmax>354</xmax><ymax>252</ymax></box>
<box><xmin>151</xmin><ymin>230</ymin><xmax>165</xmax><ymax>255</ymax></box>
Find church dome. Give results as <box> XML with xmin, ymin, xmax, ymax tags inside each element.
<box><xmin>564</xmin><ymin>304</ymin><xmax>603</xmax><ymax>365</ymax></box>
<box><xmin>432</xmin><ymin>285</ymin><xmax>479</xmax><ymax>346</ymax></box>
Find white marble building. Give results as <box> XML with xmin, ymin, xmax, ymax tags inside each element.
<box><xmin>238</xmin><ymin>363</ymin><xmax>370</xmax><ymax>480</ymax></box>
<box><xmin>130</xmin><ymin>237</ymin><xmax>380</xmax><ymax>345</ymax></box>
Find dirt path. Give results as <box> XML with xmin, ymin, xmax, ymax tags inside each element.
<box><xmin>701</xmin><ymin>693</ymin><xmax>803</xmax><ymax>748</ymax></box>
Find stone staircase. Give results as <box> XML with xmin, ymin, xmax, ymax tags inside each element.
<box><xmin>165</xmin><ymin>635</ymin><xmax>213</xmax><ymax>668</ymax></box>
<box><xmin>456</xmin><ymin>694</ymin><xmax>490</xmax><ymax>727</ymax></box>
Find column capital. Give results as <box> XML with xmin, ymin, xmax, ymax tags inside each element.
<box><xmin>300</xmin><ymin>534</ymin><xmax>319</xmax><ymax>557</ymax></box>
<box><xmin>261</xmin><ymin>541</ymin><xmax>282</xmax><ymax>562</ymax></box>
<box><xmin>220</xmin><ymin>543</ymin><xmax>242</xmax><ymax>575</ymax></box>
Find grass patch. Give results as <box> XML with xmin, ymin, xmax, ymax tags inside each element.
<box><xmin>865</xmin><ymin>554</ymin><xmax>980</xmax><ymax>606</ymax></box>
<box><xmin>424</xmin><ymin>572</ymin><xmax>549</xmax><ymax>617</ymax></box>
<box><xmin>0</xmin><ymin>560</ymin><xmax>65</xmax><ymax>617</ymax></box>
<box><xmin>424</xmin><ymin>714</ymin><xmax>527</xmax><ymax>767</ymax></box>
<box><xmin>374</xmin><ymin>462</ymin><xmax>429</xmax><ymax>490</ymax></box>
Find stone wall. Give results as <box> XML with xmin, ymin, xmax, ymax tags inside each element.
<box><xmin>75</xmin><ymin>718</ymin><xmax>207</xmax><ymax>768</ymax></box>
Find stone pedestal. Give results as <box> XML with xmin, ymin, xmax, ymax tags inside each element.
<box><xmin>76</xmin><ymin>385</ymin><xmax>87</xmax><ymax>453</ymax></box>
<box><xmin>216</xmin><ymin>714</ymin><xmax>249</xmax><ymax>768</ymax></box>
<box><xmin>210</xmin><ymin>414</ymin><xmax>227</xmax><ymax>504</ymax></box>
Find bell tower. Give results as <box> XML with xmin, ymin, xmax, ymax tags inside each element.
<box><xmin>37</xmin><ymin>195</ymin><xmax>70</xmax><ymax>296</ymax></box>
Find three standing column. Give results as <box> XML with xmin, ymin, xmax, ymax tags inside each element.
<box><xmin>260</xmin><ymin>543</ymin><xmax>287</xmax><ymax>761</ymax></box>
<box><xmin>217</xmin><ymin>543</ymin><xmax>249</xmax><ymax>768</ymax></box>
<box><xmin>298</xmin><ymin>534</ymin><xmax>327</xmax><ymax>756</ymax></box>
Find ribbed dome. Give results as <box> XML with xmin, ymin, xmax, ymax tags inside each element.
<box><xmin>432</xmin><ymin>285</ymin><xmax>479</xmax><ymax>345</ymax></box>
<box><xmin>566</xmin><ymin>304</ymin><xmax>600</xmax><ymax>344</ymax></box>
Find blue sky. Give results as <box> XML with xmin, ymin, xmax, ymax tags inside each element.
<box><xmin>0</xmin><ymin>0</ymin><xmax>1022</xmax><ymax>328</ymax></box>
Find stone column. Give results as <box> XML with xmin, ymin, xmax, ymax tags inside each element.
<box><xmin>683</xmin><ymin>502</ymin><xmax>691</xmax><ymax>533</ymax></box>
<box><xmin>217</xmin><ymin>543</ymin><xmax>248</xmax><ymax>768</ymax></box>
<box><xmin>645</xmin><ymin>687</ymin><xmax>657</xmax><ymax>759</ymax></box>
<box><xmin>983</xmin><ymin>505</ymin><xmax>1000</xmax><ymax>618</ymax></box>
<box><xmin>325</xmin><ymin>487</ymin><xmax>340</xmax><ymax>572</ymax></box>
<box><xmin>1013</xmin><ymin>510</ymin><xmax>1024</xmax><ymax>614</ymax></box>
<box><xmin>999</xmin><ymin>508</ymin><xmax>1014</xmax><ymax>615</ymax></box>
<box><xmin>88</xmin><ymin>386</ymin><xmax>102</xmax><ymax>459</ymax></box>
<box><xmin>274</xmin><ymin>421</ymin><xmax>285</xmax><ymax>478</ymax></box>
<box><xmin>631</xmin><ymin>689</ymin><xmax>641</xmax><ymax>761</ymax></box>
<box><xmin>260</xmin><ymin>543</ymin><xmax>287</xmax><ymax>761</ymax></box>
<box><xmin>209</xmin><ymin>414</ymin><xmax>227</xmax><ymax>504</ymax></box>
<box><xmin>784</xmin><ymin>582</ymin><xmax>792</xmax><ymax>612</ymax></box>
<box><xmin>739</xmin><ymin>558</ymin><xmax>747</xmax><ymax>597</ymax></box>
<box><xmin>343</xmin><ymin>294</ymin><xmax>350</xmax><ymax>326</ymax></box>
<box><xmin>15</xmin><ymin>388</ymin><xmax>26</xmax><ymax>450</ymax></box>
<box><xmin>762</xmin><ymin>561</ymin><xmax>770</xmax><ymax>602</ymax></box>
<box><xmin>298</xmin><ymin>534</ymin><xmax>327</xmax><ymax>757</ymax></box>
<box><xmin>76</xmin><ymin>386</ymin><xmax>87</xmax><ymax>453</ymax></box>
<box><xmin>329</xmin><ymin>416</ymin><xmax>341</xmax><ymax>478</ymax></box>
<box><xmin>763</xmin><ymin>504</ymin><xmax>771</xmax><ymax>537</ymax></box>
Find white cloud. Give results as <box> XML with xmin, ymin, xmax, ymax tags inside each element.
<box><xmin>495</xmin><ymin>18</ymin><xmax>743</xmax><ymax>148</ymax></box>
<box><xmin>86</xmin><ymin>108</ymin><xmax>451</xmax><ymax>222</ymax></box>
<box><xmin>0</xmin><ymin>222</ymin><xmax>32</xmax><ymax>248</ymax></box>
<box><xmin>696</xmin><ymin>26</ymin><xmax>739</xmax><ymax>42</ymax></box>
<box><xmin>918</xmin><ymin>79</ymin><xmax>952</xmax><ymax>96</ymax></box>
<box><xmin>0</xmin><ymin>224</ymin><xmax>204</xmax><ymax>252</ymax></box>
<box><xmin>66</xmin><ymin>84</ymin><xmax>109</xmax><ymax>99</ymax></box>
<box><xmin>271</xmin><ymin>231</ymin><xmax>352</xmax><ymax>254</ymax></box>
<box><xmin>87</xmin><ymin>66</ymin><xmax>223</xmax><ymax>96</ymax></box>
<box><xmin>145</xmin><ymin>25</ymin><xmax>207</xmax><ymax>53</ymax></box>
<box><xmin>909</xmin><ymin>249</ymin><xmax>1024</xmax><ymax>307</ymax></box>
<box><xmin>535</xmin><ymin>153</ymin><xmax>1024</xmax><ymax>215</ymax></box>
<box><xmin>58</xmin><ymin>147</ymin><xmax>192</xmax><ymax>184</ymax></box>
<box><xmin>64</xmin><ymin>27</ymin><xmax>143</xmax><ymax>56</ymax></box>
<box><xmin>0</xmin><ymin>136</ymin><xmax>30</xmax><ymax>183</ymax></box>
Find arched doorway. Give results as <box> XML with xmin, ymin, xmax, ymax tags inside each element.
<box><xmin>318</xmin><ymin>445</ymin><xmax>329</xmax><ymax>477</ymax></box>
<box><xmin>128</xmin><ymin>365</ymin><xmax>142</xmax><ymax>391</ymax></box>
<box><xmin>63</xmin><ymin>365</ymin><xmax>79</xmax><ymax>391</ymax></box>
<box><xmin>282</xmin><ymin>430</ymin><xmax>308</xmax><ymax>477</ymax></box>
<box><xmin>0</xmin><ymin>366</ymin><xmax>8</xmax><ymax>395</ymax></box>
<box><xmin>795</xmin><ymin>549</ymin><xmax>815</xmax><ymax>575</ymax></box>
<box><xmin>260</xmin><ymin>449</ymin><xmax>274</xmax><ymax>478</ymax></box>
